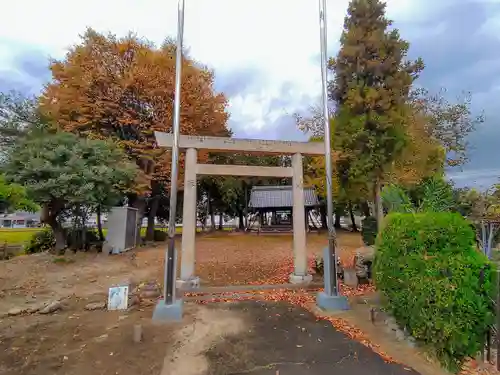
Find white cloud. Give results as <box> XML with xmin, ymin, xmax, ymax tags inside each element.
<box><xmin>0</xmin><ymin>0</ymin><xmax>418</xmax><ymax>136</ymax></box>
<box><xmin>448</xmin><ymin>168</ymin><xmax>500</xmax><ymax>189</ymax></box>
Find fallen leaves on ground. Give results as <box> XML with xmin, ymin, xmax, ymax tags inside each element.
<box><xmin>459</xmin><ymin>359</ymin><xmax>500</xmax><ymax>375</ymax></box>
<box><xmin>187</xmin><ymin>255</ymin><xmax>389</xmax><ymax>361</ymax></box>
<box><xmin>187</xmin><ymin>254</ymin><xmax>498</xmax><ymax>374</ymax></box>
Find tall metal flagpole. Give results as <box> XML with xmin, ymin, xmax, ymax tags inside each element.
<box><xmin>163</xmin><ymin>0</ymin><xmax>185</xmax><ymax>305</ymax></box>
<box><xmin>319</xmin><ymin>0</ymin><xmax>339</xmax><ymax>296</ymax></box>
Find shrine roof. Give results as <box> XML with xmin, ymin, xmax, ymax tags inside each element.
<box><xmin>249</xmin><ymin>185</ymin><xmax>320</xmax><ymax>208</ymax></box>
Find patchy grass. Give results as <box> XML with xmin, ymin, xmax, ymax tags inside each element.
<box><xmin>0</xmin><ymin>226</ymin><xmax>231</xmax><ymax>245</ymax></box>
<box><xmin>0</xmin><ymin>228</ymin><xmax>40</xmax><ymax>245</ymax></box>
<box><xmin>52</xmin><ymin>256</ymin><xmax>76</xmax><ymax>264</ymax></box>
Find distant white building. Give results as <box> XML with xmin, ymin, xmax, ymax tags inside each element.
<box><xmin>0</xmin><ymin>211</ymin><xmax>41</xmax><ymax>228</ymax></box>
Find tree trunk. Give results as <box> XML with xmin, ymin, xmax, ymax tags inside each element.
<box><xmin>373</xmin><ymin>179</ymin><xmax>383</xmax><ymax>232</ymax></box>
<box><xmin>218</xmin><ymin>215</ymin><xmax>223</xmax><ymax>230</ymax></box>
<box><xmin>129</xmin><ymin>195</ymin><xmax>146</xmax><ymax>245</ymax></box>
<box><xmin>81</xmin><ymin>210</ymin><xmax>87</xmax><ymax>251</ymax></box>
<box><xmin>69</xmin><ymin>208</ymin><xmax>78</xmax><ymax>251</ymax></box>
<box><xmin>208</xmin><ymin>194</ymin><xmax>215</xmax><ymax>231</ymax></box>
<box><xmin>238</xmin><ymin>210</ymin><xmax>245</xmax><ymax>230</ymax></box>
<box><xmin>46</xmin><ymin>215</ymin><xmax>66</xmax><ymax>255</ymax></box>
<box><xmin>52</xmin><ymin>223</ymin><xmax>66</xmax><ymax>255</ymax></box>
<box><xmin>40</xmin><ymin>202</ymin><xmax>66</xmax><ymax>254</ymax></box>
<box><xmin>146</xmin><ymin>195</ymin><xmax>160</xmax><ymax>241</ymax></box>
<box><xmin>360</xmin><ymin>201</ymin><xmax>371</xmax><ymax>217</ymax></box>
<box><xmin>348</xmin><ymin>201</ymin><xmax>358</xmax><ymax>232</ymax></box>
<box><xmin>243</xmin><ymin>183</ymin><xmax>249</xmax><ymax>229</ymax></box>
<box><xmin>96</xmin><ymin>205</ymin><xmax>105</xmax><ymax>242</ymax></box>
<box><xmin>319</xmin><ymin>204</ymin><xmax>327</xmax><ymax>230</ymax></box>
<box><xmin>334</xmin><ymin>206</ymin><xmax>342</xmax><ymax>228</ymax></box>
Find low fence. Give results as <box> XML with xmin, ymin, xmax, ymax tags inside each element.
<box><xmin>481</xmin><ymin>268</ymin><xmax>500</xmax><ymax>369</ymax></box>
<box><xmin>0</xmin><ymin>243</ymin><xmax>23</xmax><ymax>260</ymax></box>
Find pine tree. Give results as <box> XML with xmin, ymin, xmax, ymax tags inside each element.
<box><xmin>329</xmin><ymin>0</ymin><xmax>424</xmax><ymax>227</ymax></box>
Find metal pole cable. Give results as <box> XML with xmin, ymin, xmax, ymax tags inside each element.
<box><xmin>163</xmin><ymin>0</ymin><xmax>185</xmax><ymax>304</ymax></box>
<box><xmin>319</xmin><ymin>0</ymin><xmax>339</xmax><ymax>296</ymax></box>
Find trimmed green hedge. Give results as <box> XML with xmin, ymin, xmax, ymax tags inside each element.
<box><xmin>374</xmin><ymin>212</ymin><xmax>495</xmax><ymax>371</ymax></box>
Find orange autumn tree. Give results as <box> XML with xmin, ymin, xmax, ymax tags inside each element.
<box><xmin>40</xmin><ymin>28</ymin><xmax>230</xmax><ymax>240</ymax></box>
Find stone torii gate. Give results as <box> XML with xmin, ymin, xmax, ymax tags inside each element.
<box><xmin>155</xmin><ymin>132</ymin><xmax>326</xmax><ymax>287</ymax></box>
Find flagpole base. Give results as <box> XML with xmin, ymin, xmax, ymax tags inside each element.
<box><xmin>316</xmin><ymin>292</ymin><xmax>349</xmax><ymax>311</ymax></box>
<box><xmin>152</xmin><ymin>299</ymin><xmax>183</xmax><ymax>322</ymax></box>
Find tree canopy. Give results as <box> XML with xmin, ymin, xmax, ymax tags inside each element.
<box><xmin>0</xmin><ymin>174</ymin><xmax>39</xmax><ymax>214</ymax></box>
<box><xmin>330</xmin><ymin>0</ymin><xmax>423</xmax><ymax>179</ymax></box>
<box><xmin>4</xmin><ymin>131</ymin><xmax>138</xmax><ymax>251</ymax></box>
<box><xmin>39</xmin><ymin>28</ymin><xmax>231</xmax><ymax>190</ymax></box>
<box><xmin>329</xmin><ymin>0</ymin><xmax>424</xmax><ymax>225</ymax></box>
<box><xmin>37</xmin><ymin>28</ymin><xmax>233</xmax><ymax>240</ymax></box>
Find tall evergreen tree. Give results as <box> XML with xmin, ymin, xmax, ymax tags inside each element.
<box><xmin>329</xmin><ymin>0</ymin><xmax>424</xmax><ymax>227</ymax></box>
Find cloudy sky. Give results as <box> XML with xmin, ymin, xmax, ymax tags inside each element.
<box><xmin>0</xmin><ymin>0</ymin><xmax>498</xmax><ymax>188</ymax></box>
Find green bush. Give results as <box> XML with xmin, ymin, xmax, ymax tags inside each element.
<box><xmin>25</xmin><ymin>228</ymin><xmax>55</xmax><ymax>254</ymax></box>
<box><xmin>153</xmin><ymin>229</ymin><xmax>167</xmax><ymax>242</ymax></box>
<box><xmin>25</xmin><ymin>227</ymin><xmax>102</xmax><ymax>254</ymax></box>
<box><xmin>374</xmin><ymin>212</ymin><xmax>495</xmax><ymax>371</ymax></box>
<box><xmin>361</xmin><ymin>216</ymin><xmax>377</xmax><ymax>245</ymax></box>
<box><xmin>313</xmin><ymin>256</ymin><xmax>324</xmax><ymax>276</ymax></box>
<box><xmin>66</xmin><ymin>228</ymin><xmax>101</xmax><ymax>250</ymax></box>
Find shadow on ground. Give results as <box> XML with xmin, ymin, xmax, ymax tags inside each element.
<box><xmin>204</xmin><ymin>301</ymin><xmax>420</xmax><ymax>375</ymax></box>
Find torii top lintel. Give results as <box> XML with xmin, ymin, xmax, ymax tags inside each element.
<box><xmin>154</xmin><ymin>132</ymin><xmax>325</xmax><ymax>156</ymax></box>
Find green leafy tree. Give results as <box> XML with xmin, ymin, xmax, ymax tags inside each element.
<box><xmin>410</xmin><ymin>88</ymin><xmax>484</xmax><ymax>167</ymax></box>
<box><xmin>0</xmin><ymin>91</ymin><xmax>50</xmax><ymax>158</ymax></box>
<box><xmin>381</xmin><ymin>176</ymin><xmax>456</xmax><ymax>214</ymax></box>
<box><xmin>4</xmin><ymin>132</ymin><xmax>138</xmax><ymax>253</ymax></box>
<box><xmin>0</xmin><ymin>174</ymin><xmax>39</xmax><ymax>213</ymax></box>
<box><xmin>329</xmin><ymin>0</ymin><xmax>424</xmax><ymax>228</ymax></box>
<box><xmin>456</xmin><ymin>186</ymin><xmax>500</xmax><ymax>258</ymax></box>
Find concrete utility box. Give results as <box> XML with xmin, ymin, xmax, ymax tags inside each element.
<box><xmin>105</xmin><ymin>207</ymin><xmax>138</xmax><ymax>254</ymax></box>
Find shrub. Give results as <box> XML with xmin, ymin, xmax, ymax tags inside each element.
<box><xmin>374</xmin><ymin>212</ymin><xmax>495</xmax><ymax>371</ymax></box>
<box><xmin>361</xmin><ymin>216</ymin><xmax>377</xmax><ymax>245</ymax></box>
<box><xmin>25</xmin><ymin>227</ymin><xmax>102</xmax><ymax>254</ymax></box>
<box><xmin>25</xmin><ymin>228</ymin><xmax>55</xmax><ymax>254</ymax></box>
<box><xmin>153</xmin><ymin>229</ymin><xmax>167</xmax><ymax>242</ymax></box>
<box><xmin>314</xmin><ymin>256</ymin><xmax>324</xmax><ymax>276</ymax></box>
<box><xmin>66</xmin><ymin>228</ymin><xmax>101</xmax><ymax>251</ymax></box>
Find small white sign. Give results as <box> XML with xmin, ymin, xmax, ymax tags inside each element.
<box><xmin>107</xmin><ymin>285</ymin><xmax>129</xmax><ymax>311</ymax></box>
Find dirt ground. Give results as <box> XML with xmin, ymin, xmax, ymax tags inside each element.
<box><xmin>0</xmin><ymin>232</ymin><xmax>362</xmax><ymax>313</ymax></box>
<box><xmin>1</xmin><ymin>298</ymin><xmax>177</xmax><ymax>375</ymax></box>
<box><xmin>0</xmin><ymin>232</ymin><xmax>494</xmax><ymax>375</ymax></box>
<box><xmin>0</xmin><ymin>232</ymin><xmax>361</xmax><ymax>375</ymax></box>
